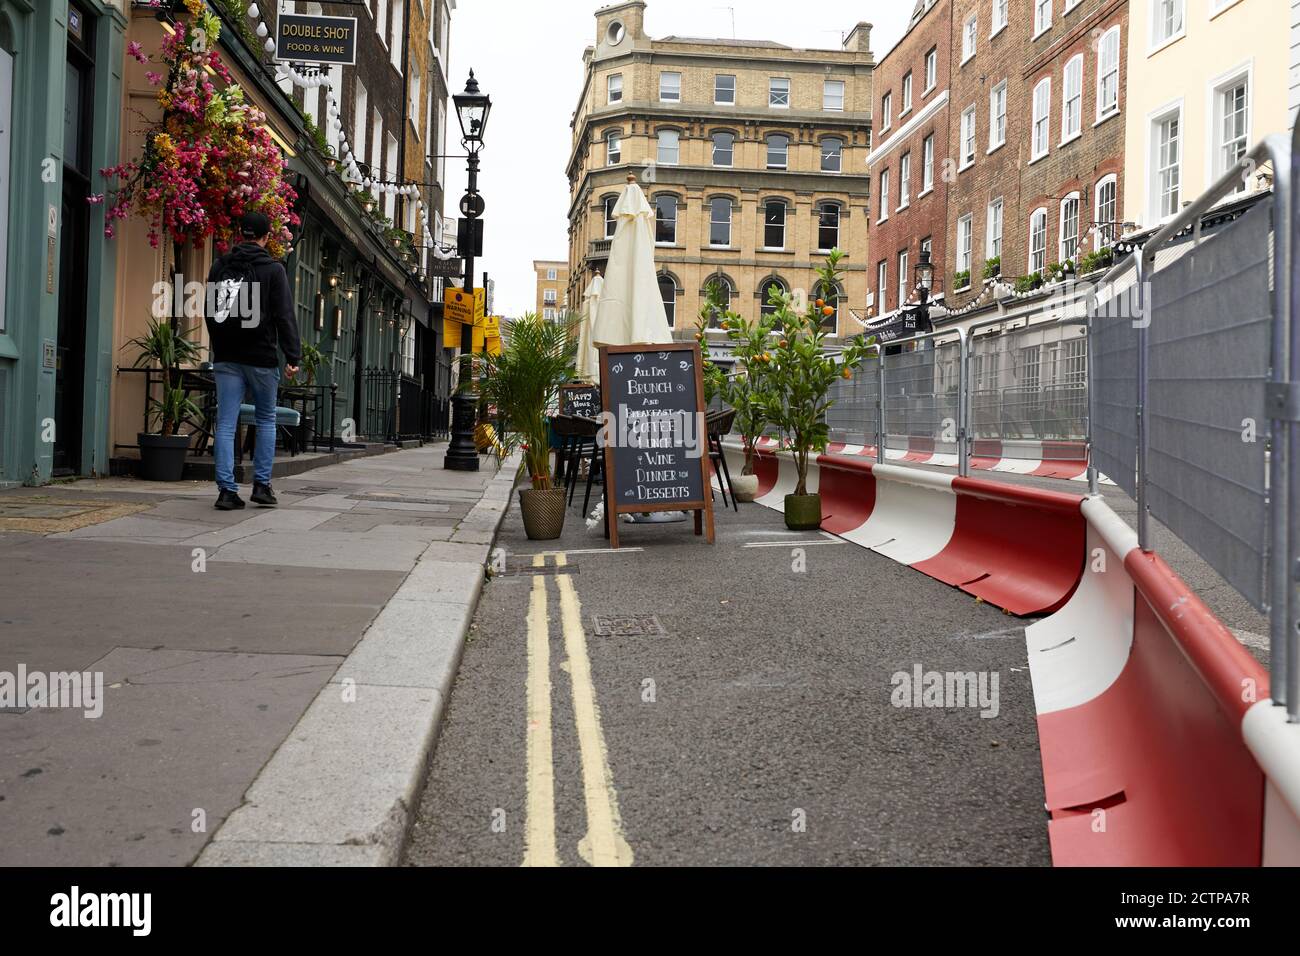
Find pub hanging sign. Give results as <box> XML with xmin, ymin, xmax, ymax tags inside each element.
<box><xmin>274</xmin><ymin>13</ymin><xmax>358</xmax><ymax>67</ymax></box>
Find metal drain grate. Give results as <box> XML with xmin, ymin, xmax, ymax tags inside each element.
<box><xmin>592</xmin><ymin>615</ymin><xmax>665</xmax><ymax>637</ymax></box>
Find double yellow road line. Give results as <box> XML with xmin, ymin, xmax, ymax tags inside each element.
<box><xmin>522</xmin><ymin>553</ymin><xmax>633</xmax><ymax>867</ymax></box>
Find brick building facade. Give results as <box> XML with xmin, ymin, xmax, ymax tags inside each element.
<box><xmin>566</xmin><ymin>1</ymin><xmax>874</xmax><ymax>342</ymax></box>
<box><xmin>866</xmin><ymin>0</ymin><xmax>953</xmax><ymax>321</ymax></box>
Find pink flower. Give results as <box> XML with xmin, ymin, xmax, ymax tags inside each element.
<box><xmin>145</xmin><ymin>71</ymin><xmax>163</xmax><ymax>86</ymax></box>
<box><xmin>86</xmin><ymin>194</ymin><xmax>104</xmax><ymax>205</ymax></box>
<box><xmin>127</xmin><ymin>41</ymin><xmax>148</xmax><ymax>65</ymax></box>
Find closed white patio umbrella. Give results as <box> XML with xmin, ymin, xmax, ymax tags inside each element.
<box><xmin>575</xmin><ymin>274</ymin><xmax>604</xmax><ymax>383</ymax></box>
<box><xmin>592</xmin><ymin>174</ymin><xmax>673</xmax><ymax>349</ymax></box>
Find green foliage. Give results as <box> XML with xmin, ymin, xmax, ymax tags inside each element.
<box><xmin>1077</xmin><ymin>247</ymin><xmax>1115</xmax><ymax>275</ymax></box>
<box><xmin>697</xmin><ymin>285</ymin><xmax>780</xmax><ymax>476</ymax></box>
<box><xmin>212</xmin><ymin>0</ymin><xmax>260</xmax><ymax>52</ymax></box>
<box><xmin>1014</xmin><ymin>272</ymin><xmax>1044</xmax><ymax>294</ymax></box>
<box><xmin>982</xmin><ymin>256</ymin><xmax>1001</xmax><ymax>280</ymax></box>
<box><xmin>290</xmin><ymin>343</ymin><xmax>324</xmax><ymax>386</ymax></box>
<box><xmin>474</xmin><ymin>312</ymin><xmax>578</xmax><ymax>491</ymax></box>
<box><xmin>302</xmin><ymin>116</ymin><xmax>334</xmax><ymax>159</ymax></box>
<box><xmin>124</xmin><ymin>316</ymin><xmax>204</xmax><ymax>436</ymax></box>
<box><xmin>953</xmin><ymin>269</ymin><xmax>971</xmax><ymax>290</ymax></box>
<box><xmin>759</xmin><ymin>251</ymin><xmax>872</xmax><ymax>495</ymax></box>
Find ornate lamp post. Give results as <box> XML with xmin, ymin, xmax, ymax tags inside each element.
<box><xmin>914</xmin><ymin>248</ymin><xmax>935</xmax><ymax>330</ymax></box>
<box><xmin>445</xmin><ymin>70</ymin><xmax>493</xmax><ymax>471</ymax></box>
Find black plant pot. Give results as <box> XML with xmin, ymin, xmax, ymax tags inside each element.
<box><xmin>297</xmin><ymin>415</ymin><xmax>315</xmax><ymax>451</ymax></box>
<box><xmin>137</xmin><ymin>433</ymin><xmax>191</xmax><ymax>482</ymax></box>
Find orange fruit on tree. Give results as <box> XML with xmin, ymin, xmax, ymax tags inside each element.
<box><xmin>823</xmin><ymin>306</ymin><xmax>834</xmax><ymax>317</ymax></box>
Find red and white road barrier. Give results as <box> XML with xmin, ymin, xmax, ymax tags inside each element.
<box><xmin>734</xmin><ymin>443</ymin><xmax>1083</xmax><ymax>616</ymax></box>
<box><xmin>781</xmin><ymin>436</ymin><xmax>1105</xmax><ymax>483</ymax></box>
<box><xmin>1027</xmin><ymin>498</ymin><xmax>1300</xmax><ymax>866</ymax></box>
<box><xmin>730</xmin><ymin>441</ymin><xmax>1300</xmax><ymax>865</ymax></box>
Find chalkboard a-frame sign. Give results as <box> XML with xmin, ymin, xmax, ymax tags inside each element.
<box><xmin>598</xmin><ymin>342</ymin><xmax>716</xmax><ymax>549</ymax></box>
<box><xmin>559</xmin><ymin>383</ymin><xmax>601</xmax><ymax>419</ymax></box>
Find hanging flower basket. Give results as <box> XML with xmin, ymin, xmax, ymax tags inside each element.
<box><xmin>97</xmin><ymin>0</ymin><xmax>299</xmax><ymax>257</ymax></box>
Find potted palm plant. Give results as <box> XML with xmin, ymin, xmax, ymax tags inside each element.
<box><xmin>698</xmin><ymin>286</ymin><xmax>778</xmax><ymax>502</ymax></box>
<box><xmin>762</xmin><ymin>251</ymin><xmax>870</xmax><ymax>529</ymax></box>
<box><xmin>125</xmin><ymin>316</ymin><xmax>202</xmax><ymax>482</ymax></box>
<box><xmin>476</xmin><ymin>312</ymin><xmax>578</xmax><ymax>540</ymax></box>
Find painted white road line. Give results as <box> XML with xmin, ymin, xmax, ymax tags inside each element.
<box><xmin>521</xmin><ymin>548</ymin><xmax>645</xmax><ymax>557</ymax></box>
<box><xmin>743</xmin><ymin>539</ymin><xmax>849</xmax><ymax>549</ymax></box>
<box><xmin>521</xmin><ymin>554</ymin><xmax>558</xmax><ymax>867</ymax></box>
<box><xmin>554</xmin><ymin>553</ymin><xmax>634</xmax><ymax>867</ymax></box>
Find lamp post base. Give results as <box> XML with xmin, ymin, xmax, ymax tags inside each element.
<box><xmin>445</xmin><ymin>391</ymin><xmax>481</xmax><ymax>472</ymax></box>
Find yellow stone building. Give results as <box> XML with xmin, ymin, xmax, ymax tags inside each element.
<box><xmin>533</xmin><ymin>259</ymin><xmax>571</xmax><ymax>320</ymax></box>
<box><xmin>566</xmin><ymin>1</ymin><xmax>874</xmax><ymax>343</ymax></box>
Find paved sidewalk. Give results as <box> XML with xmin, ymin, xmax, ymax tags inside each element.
<box><xmin>0</xmin><ymin>444</ymin><xmax>516</xmax><ymax>866</ymax></box>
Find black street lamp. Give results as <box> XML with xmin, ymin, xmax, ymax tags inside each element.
<box><xmin>914</xmin><ymin>248</ymin><xmax>936</xmax><ymax>331</ymax></box>
<box><xmin>445</xmin><ymin>70</ymin><xmax>492</xmax><ymax>472</ymax></box>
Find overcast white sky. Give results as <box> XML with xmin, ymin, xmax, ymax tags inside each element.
<box><xmin>442</xmin><ymin>1</ymin><xmax>914</xmax><ymax>319</ymax></box>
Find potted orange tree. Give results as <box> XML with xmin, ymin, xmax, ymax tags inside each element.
<box><xmin>762</xmin><ymin>251</ymin><xmax>870</xmax><ymax>530</ymax></box>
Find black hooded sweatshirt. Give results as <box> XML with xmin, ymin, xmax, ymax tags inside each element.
<box><xmin>204</xmin><ymin>242</ymin><xmax>302</xmax><ymax>368</ymax></box>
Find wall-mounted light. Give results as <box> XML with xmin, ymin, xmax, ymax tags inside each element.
<box><xmin>314</xmin><ymin>292</ymin><xmax>326</xmax><ymax>331</ymax></box>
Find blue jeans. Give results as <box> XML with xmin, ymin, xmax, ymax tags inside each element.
<box><xmin>213</xmin><ymin>362</ymin><xmax>279</xmax><ymax>492</ymax></box>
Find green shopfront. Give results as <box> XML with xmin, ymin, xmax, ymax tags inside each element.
<box><xmin>0</xmin><ymin>0</ymin><xmax>125</xmax><ymax>485</ymax></box>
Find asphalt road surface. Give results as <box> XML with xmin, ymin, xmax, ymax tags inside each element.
<box><xmin>405</xmin><ymin>491</ymin><xmax>1052</xmax><ymax>867</ymax></box>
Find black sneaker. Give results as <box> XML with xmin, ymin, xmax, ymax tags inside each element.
<box><xmin>215</xmin><ymin>489</ymin><xmax>246</xmax><ymax>511</ymax></box>
<box><xmin>251</xmin><ymin>483</ymin><xmax>278</xmax><ymax>507</ymax></box>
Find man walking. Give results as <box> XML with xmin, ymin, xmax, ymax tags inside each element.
<box><xmin>205</xmin><ymin>211</ymin><xmax>301</xmax><ymax>511</ymax></box>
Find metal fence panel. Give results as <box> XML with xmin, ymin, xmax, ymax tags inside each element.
<box><xmin>1088</xmin><ymin>263</ymin><xmax>1141</xmax><ymax>497</ymax></box>
<box><xmin>967</xmin><ymin>321</ymin><xmax>1089</xmax><ymax>450</ymax></box>
<box><xmin>881</xmin><ymin>340</ymin><xmax>962</xmax><ymax>451</ymax></box>
<box><xmin>1146</xmin><ymin>199</ymin><xmax>1273</xmax><ymax>610</ymax></box>
<box><xmin>826</xmin><ymin>355</ymin><xmax>881</xmax><ymax>447</ymax></box>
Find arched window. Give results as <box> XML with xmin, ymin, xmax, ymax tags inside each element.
<box><xmin>602</xmin><ymin>195</ymin><xmax>618</xmax><ymax>238</ymax></box>
<box><xmin>606</xmin><ymin>130</ymin><xmax>621</xmax><ymax>166</ymax></box>
<box><xmin>654</xmin><ymin>194</ymin><xmax>678</xmax><ymax>244</ymax></box>
<box><xmin>701</xmin><ymin>274</ymin><xmax>734</xmax><ymax>328</ymax></box>
<box><xmin>709</xmin><ymin>197</ymin><xmax>733</xmax><ymax>247</ymax></box>
<box><xmin>815</xmin><ymin>280</ymin><xmax>843</xmax><ymax>331</ymax></box>
<box><xmin>816</xmin><ymin>202</ymin><xmax>841</xmax><ymax>252</ymax></box>
<box><xmin>1059</xmin><ymin>192</ymin><xmax>1080</xmax><ymax>264</ymax></box>
<box><xmin>821</xmin><ymin>137</ymin><xmax>843</xmax><ymax>173</ymax></box>
<box><xmin>657</xmin><ymin>129</ymin><xmax>680</xmax><ymax>165</ymax></box>
<box><xmin>1028</xmin><ymin>207</ymin><xmax>1048</xmax><ymax>274</ymax></box>
<box><xmin>766</xmin><ymin>133</ymin><xmax>789</xmax><ymax>169</ymax></box>
<box><xmin>712</xmin><ymin>131</ymin><xmax>734</xmax><ymax>167</ymax></box>
<box><xmin>658</xmin><ymin>273</ymin><xmax>678</xmax><ymax>328</ymax></box>
<box><xmin>758</xmin><ymin>276</ymin><xmax>788</xmax><ymax>330</ymax></box>
<box><xmin>1093</xmin><ymin>175</ymin><xmax>1117</xmax><ymax>249</ymax></box>
<box><xmin>763</xmin><ymin>199</ymin><xmax>787</xmax><ymax>249</ymax></box>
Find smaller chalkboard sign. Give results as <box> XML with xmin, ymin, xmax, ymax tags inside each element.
<box><xmin>559</xmin><ymin>383</ymin><xmax>602</xmax><ymax>420</ymax></box>
<box><xmin>598</xmin><ymin>342</ymin><xmax>715</xmax><ymax>549</ymax></box>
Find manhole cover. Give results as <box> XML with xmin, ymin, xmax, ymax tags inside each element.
<box><xmin>592</xmin><ymin>615</ymin><xmax>665</xmax><ymax>637</ymax></box>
